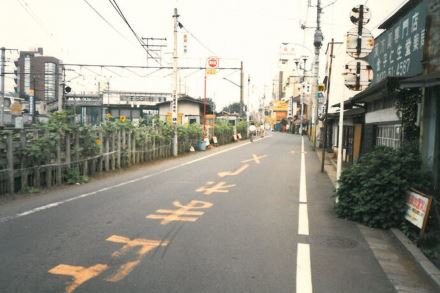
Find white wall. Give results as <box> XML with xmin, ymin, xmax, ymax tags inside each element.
<box><xmin>365</xmin><ymin>107</ymin><xmax>399</xmax><ymax>124</ymax></box>
<box><xmin>158</xmin><ymin>101</ymin><xmax>201</xmax><ymax>123</ymax></box>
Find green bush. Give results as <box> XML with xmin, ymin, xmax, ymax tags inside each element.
<box><xmin>236</xmin><ymin>121</ymin><xmax>248</xmax><ymax>139</ymax></box>
<box><xmin>214</xmin><ymin>121</ymin><xmax>234</xmax><ymax>144</ymax></box>
<box><xmin>66</xmin><ymin>167</ymin><xmax>89</xmax><ymax>184</ymax></box>
<box><xmin>335</xmin><ymin>144</ymin><xmax>430</xmax><ymax>229</ymax></box>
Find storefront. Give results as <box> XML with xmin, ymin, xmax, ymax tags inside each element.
<box><xmin>326</xmin><ymin>106</ymin><xmax>365</xmax><ymax>163</ymax></box>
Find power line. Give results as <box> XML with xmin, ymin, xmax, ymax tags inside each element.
<box><xmin>14</xmin><ymin>0</ymin><xmax>67</xmax><ymax>54</ymax></box>
<box><xmin>63</xmin><ymin>63</ymin><xmax>240</xmax><ymax>70</ymax></box>
<box><xmin>323</xmin><ymin>0</ymin><xmax>340</xmax><ymax>9</ymax></box>
<box><xmin>180</xmin><ymin>24</ymin><xmax>217</xmax><ymax>56</ymax></box>
<box><xmin>107</xmin><ymin>0</ymin><xmax>160</xmax><ymax>63</ymax></box>
<box><xmin>81</xmin><ymin>0</ymin><xmax>134</xmax><ymax>45</ymax></box>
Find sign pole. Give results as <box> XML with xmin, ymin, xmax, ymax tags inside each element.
<box><xmin>204</xmin><ymin>56</ymin><xmax>219</xmax><ymax>138</ymax></box>
<box><xmin>203</xmin><ymin>70</ymin><xmax>207</xmax><ymax>136</ymax></box>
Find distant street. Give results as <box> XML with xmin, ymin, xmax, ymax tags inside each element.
<box><xmin>0</xmin><ymin>133</ymin><xmax>395</xmax><ymax>293</ymax></box>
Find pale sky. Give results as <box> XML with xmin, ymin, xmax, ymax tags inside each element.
<box><xmin>2</xmin><ymin>0</ymin><xmax>407</xmax><ymax>111</ymax></box>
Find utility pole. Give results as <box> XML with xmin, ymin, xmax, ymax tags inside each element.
<box><xmin>312</xmin><ymin>0</ymin><xmax>323</xmax><ymax>150</ymax></box>
<box><xmin>240</xmin><ymin>61</ymin><xmax>244</xmax><ymax>118</ymax></box>
<box><xmin>0</xmin><ymin>47</ymin><xmax>5</xmax><ymax>127</ymax></box>
<box><xmin>321</xmin><ymin>39</ymin><xmax>341</xmax><ymax>172</ymax></box>
<box><xmin>247</xmin><ymin>75</ymin><xmax>250</xmax><ymax>123</ymax></box>
<box><xmin>295</xmin><ymin>57</ymin><xmax>308</xmax><ymax>136</ymax></box>
<box><xmin>171</xmin><ymin>8</ymin><xmax>179</xmax><ymax>157</ymax></box>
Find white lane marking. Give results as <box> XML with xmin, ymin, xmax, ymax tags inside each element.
<box><xmin>296</xmin><ymin>243</ymin><xmax>313</xmax><ymax>293</ymax></box>
<box><xmin>298</xmin><ymin>203</ymin><xmax>309</xmax><ymax>236</ymax></box>
<box><xmin>300</xmin><ymin>137</ymin><xmax>307</xmax><ymax>203</ymax></box>
<box><xmin>0</xmin><ymin>136</ymin><xmax>272</xmax><ymax>224</ymax></box>
<box><xmin>16</xmin><ymin>202</ymin><xmax>62</xmax><ymax>217</ymax></box>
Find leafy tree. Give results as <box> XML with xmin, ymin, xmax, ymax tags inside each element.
<box><xmin>198</xmin><ymin>97</ymin><xmax>216</xmax><ymax>113</ymax></box>
<box><xmin>222</xmin><ymin>102</ymin><xmax>241</xmax><ymax>114</ymax></box>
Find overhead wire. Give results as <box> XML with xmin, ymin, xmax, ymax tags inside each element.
<box><xmin>322</xmin><ymin>0</ymin><xmax>340</xmax><ymax>9</ymax></box>
<box><xmin>14</xmin><ymin>0</ymin><xmax>68</xmax><ymax>55</ymax></box>
<box><xmin>81</xmin><ymin>0</ymin><xmax>135</xmax><ymax>45</ymax></box>
<box><xmin>107</xmin><ymin>0</ymin><xmax>160</xmax><ymax>64</ymax></box>
<box><xmin>180</xmin><ymin>25</ymin><xmax>217</xmax><ymax>56</ymax></box>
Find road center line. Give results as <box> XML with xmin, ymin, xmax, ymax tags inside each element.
<box><xmin>296</xmin><ymin>243</ymin><xmax>313</xmax><ymax>293</ymax></box>
<box><xmin>300</xmin><ymin>137</ymin><xmax>307</xmax><ymax>203</ymax></box>
<box><xmin>298</xmin><ymin>203</ymin><xmax>309</xmax><ymax>236</ymax></box>
<box><xmin>296</xmin><ymin>136</ymin><xmax>313</xmax><ymax>292</ymax></box>
<box><xmin>0</xmin><ymin>135</ymin><xmax>272</xmax><ymax>224</ymax></box>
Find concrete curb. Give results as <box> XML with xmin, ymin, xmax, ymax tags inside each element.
<box><xmin>390</xmin><ymin>228</ymin><xmax>440</xmax><ymax>290</ymax></box>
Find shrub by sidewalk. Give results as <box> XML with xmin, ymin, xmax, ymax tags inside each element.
<box><xmin>334</xmin><ymin>144</ymin><xmax>440</xmax><ymax>268</ymax></box>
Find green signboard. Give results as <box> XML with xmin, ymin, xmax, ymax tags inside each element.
<box><xmin>368</xmin><ymin>1</ymin><xmax>427</xmax><ymax>84</ymax></box>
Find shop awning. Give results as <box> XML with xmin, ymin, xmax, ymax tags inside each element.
<box><xmin>326</xmin><ymin>107</ymin><xmax>365</xmax><ymax>120</ymax></box>
<box><xmin>400</xmin><ymin>72</ymin><xmax>440</xmax><ymax>89</ymax></box>
<box><xmin>351</xmin><ymin>77</ymin><xmax>403</xmax><ymax>103</ymax></box>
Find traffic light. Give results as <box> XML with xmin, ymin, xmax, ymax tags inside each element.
<box><xmin>318</xmin><ymin>84</ymin><xmax>326</xmax><ymax>92</ymax></box>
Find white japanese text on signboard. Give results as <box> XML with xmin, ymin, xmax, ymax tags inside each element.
<box><xmin>368</xmin><ymin>1</ymin><xmax>426</xmax><ymax>84</ymax></box>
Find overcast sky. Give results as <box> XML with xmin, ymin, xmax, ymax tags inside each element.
<box><xmin>2</xmin><ymin>0</ymin><xmax>407</xmax><ymax>111</ymax></box>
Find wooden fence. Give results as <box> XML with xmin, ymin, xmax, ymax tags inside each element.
<box><xmin>0</xmin><ymin>127</ymin><xmax>238</xmax><ymax>196</ymax></box>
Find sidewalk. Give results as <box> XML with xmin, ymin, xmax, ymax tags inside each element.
<box><xmin>313</xmin><ymin>146</ymin><xmax>440</xmax><ymax>293</ymax></box>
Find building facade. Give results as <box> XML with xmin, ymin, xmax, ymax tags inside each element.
<box><xmin>400</xmin><ymin>0</ymin><xmax>440</xmax><ymax>191</ymax></box>
<box><xmin>15</xmin><ymin>48</ymin><xmax>63</xmax><ymax>114</ymax></box>
<box><xmin>352</xmin><ymin>0</ymin><xmax>427</xmax><ymax>154</ymax></box>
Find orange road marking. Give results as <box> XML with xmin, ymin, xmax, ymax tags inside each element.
<box><xmin>106</xmin><ymin>260</ymin><xmax>140</xmax><ymax>282</ymax></box>
<box><xmin>146</xmin><ymin>200</ymin><xmax>213</xmax><ymax>224</ymax></box>
<box><xmin>106</xmin><ymin>235</ymin><xmax>168</xmax><ymax>258</ymax></box>
<box><xmin>196</xmin><ymin>181</ymin><xmax>236</xmax><ymax>195</ymax></box>
<box><xmin>48</xmin><ymin>264</ymin><xmax>109</xmax><ymax>293</ymax></box>
<box><xmin>241</xmin><ymin>154</ymin><xmax>267</xmax><ymax>164</ymax></box>
<box><xmin>105</xmin><ymin>235</ymin><xmax>167</xmax><ymax>282</ymax></box>
<box><xmin>217</xmin><ymin>164</ymin><xmax>250</xmax><ymax>178</ymax></box>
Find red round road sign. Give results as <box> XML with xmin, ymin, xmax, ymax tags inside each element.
<box><xmin>207</xmin><ymin>57</ymin><xmax>219</xmax><ymax>68</ymax></box>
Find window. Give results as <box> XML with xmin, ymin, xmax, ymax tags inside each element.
<box><xmin>44</xmin><ymin>63</ymin><xmax>56</xmax><ymax>101</ymax></box>
<box><xmin>376</xmin><ymin>124</ymin><xmax>402</xmax><ymax>149</ymax></box>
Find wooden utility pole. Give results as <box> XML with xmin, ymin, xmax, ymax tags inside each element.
<box><xmin>321</xmin><ymin>39</ymin><xmax>337</xmax><ymax>173</ymax></box>
<box><xmin>312</xmin><ymin>0</ymin><xmax>323</xmax><ymax>150</ymax></box>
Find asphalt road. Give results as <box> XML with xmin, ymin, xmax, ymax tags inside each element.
<box><xmin>0</xmin><ymin>133</ymin><xmax>395</xmax><ymax>293</ymax></box>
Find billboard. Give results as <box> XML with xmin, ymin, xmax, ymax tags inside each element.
<box><xmin>272</xmin><ymin>100</ymin><xmax>288</xmax><ymax>112</ymax></box>
<box><xmin>368</xmin><ymin>1</ymin><xmax>426</xmax><ymax>84</ymax></box>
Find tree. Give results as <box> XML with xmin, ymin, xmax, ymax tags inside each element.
<box><xmin>222</xmin><ymin>102</ymin><xmax>241</xmax><ymax>114</ymax></box>
<box><xmin>198</xmin><ymin>97</ymin><xmax>216</xmax><ymax>113</ymax></box>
